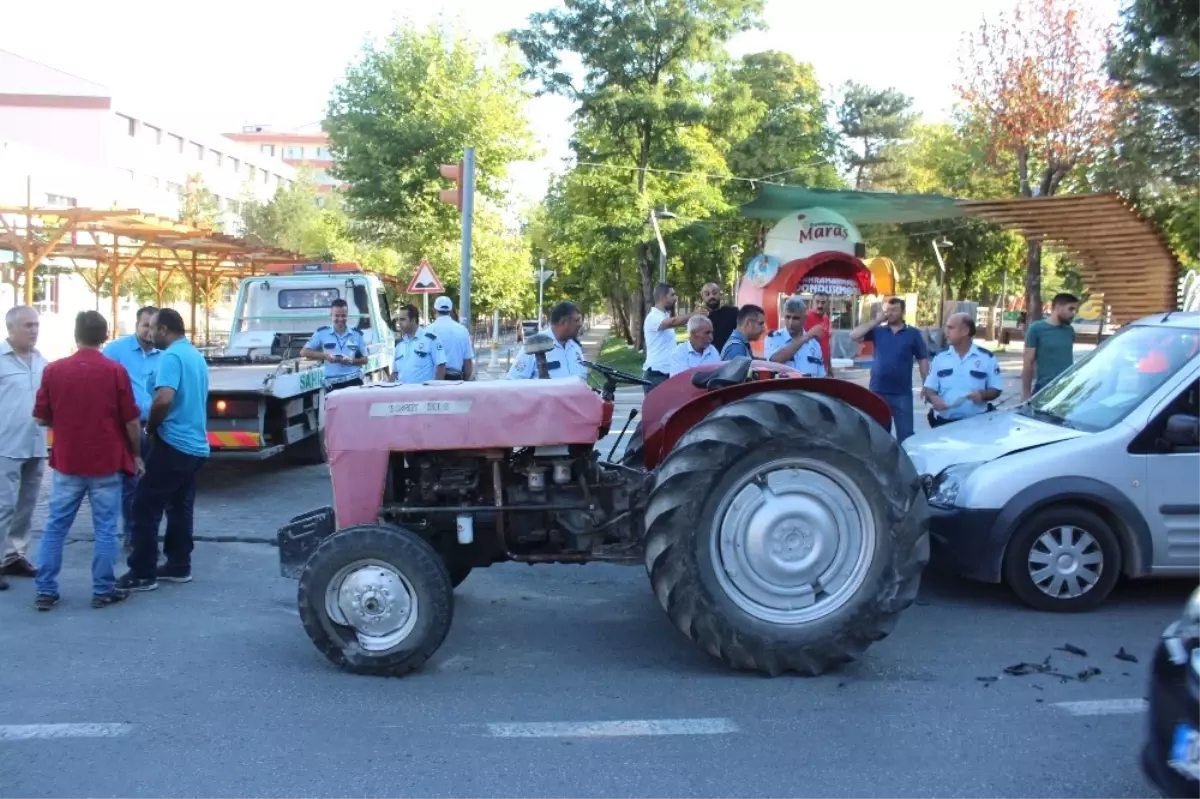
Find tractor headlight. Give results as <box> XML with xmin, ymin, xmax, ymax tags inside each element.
<box><xmin>927</xmin><ymin>462</ymin><xmax>983</xmax><ymax>508</ymax></box>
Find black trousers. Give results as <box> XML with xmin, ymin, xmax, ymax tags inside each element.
<box><xmin>325</xmin><ymin>377</ymin><xmax>363</xmax><ymax>393</ymax></box>
<box><xmin>127</xmin><ymin>440</ymin><xmax>206</xmax><ymax>577</ymax></box>
<box><xmin>642</xmin><ymin>369</ymin><xmax>669</xmax><ymax>395</ymax></box>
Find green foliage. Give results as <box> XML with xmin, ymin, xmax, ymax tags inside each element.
<box><xmin>836</xmin><ymin>82</ymin><xmax>918</xmax><ymax>189</ymax></box>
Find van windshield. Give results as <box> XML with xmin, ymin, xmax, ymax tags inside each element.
<box><xmin>1019</xmin><ymin>323</ymin><xmax>1198</xmax><ymax>433</ymax></box>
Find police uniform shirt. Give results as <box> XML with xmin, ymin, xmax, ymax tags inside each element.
<box><xmin>924</xmin><ymin>344</ymin><xmax>1004</xmax><ymax>421</ymax></box>
<box><xmin>668</xmin><ymin>341</ymin><xmax>720</xmax><ymax>376</ymax></box>
<box><xmin>508</xmin><ymin>331</ymin><xmax>588</xmax><ymax>380</ymax></box>
<box><xmin>764</xmin><ymin>329</ymin><xmax>826</xmax><ymax>377</ymax></box>
<box><xmin>304</xmin><ymin>325</ymin><xmax>367</xmax><ymax>383</ymax></box>
<box><xmin>392</xmin><ymin>329</ymin><xmax>447</xmax><ymax>384</ymax></box>
<box><xmin>427</xmin><ymin>314</ymin><xmax>475</xmax><ymax>371</ymax></box>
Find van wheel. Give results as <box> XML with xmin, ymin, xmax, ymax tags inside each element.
<box><xmin>1003</xmin><ymin>507</ymin><xmax>1121</xmax><ymax>612</ymax></box>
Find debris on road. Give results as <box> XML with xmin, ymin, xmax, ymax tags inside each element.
<box><xmin>1055</xmin><ymin>643</ymin><xmax>1088</xmax><ymax>657</ymax></box>
<box><xmin>1115</xmin><ymin>646</ymin><xmax>1139</xmax><ymax>663</ymax></box>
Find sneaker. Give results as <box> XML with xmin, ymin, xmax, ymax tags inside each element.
<box><xmin>115</xmin><ymin>571</ymin><xmax>158</xmax><ymax>592</ymax></box>
<box><xmin>34</xmin><ymin>594</ymin><xmax>59</xmax><ymax>611</ymax></box>
<box><xmin>2</xmin><ymin>556</ymin><xmax>38</xmax><ymax>577</ymax></box>
<box><xmin>156</xmin><ymin>565</ymin><xmax>192</xmax><ymax>584</ymax></box>
<box><xmin>92</xmin><ymin>589</ymin><xmax>130</xmax><ymax>608</ymax></box>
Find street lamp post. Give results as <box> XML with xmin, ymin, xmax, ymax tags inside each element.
<box><xmin>648</xmin><ymin>208</ymin><xmax>677</xmax><ymax>284</ymax></box>
<box><xmin>536</xmin><ymin>258</ymin><xmax>555</xmax><ymax>328</ymax></box>
<box><xmin>931</xmin><ymin>238</ymin><xmax>953</xmax><ymax>324</ymax></box>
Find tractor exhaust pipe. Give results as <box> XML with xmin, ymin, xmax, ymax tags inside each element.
<box><xmin>607</xmin><ymin>408</ymin><xmax>638</xmax><ymax>463</ymax></box>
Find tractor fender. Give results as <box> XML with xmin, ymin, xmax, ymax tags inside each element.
<box><xmin>641</xmin><ymin>368</ymin><xmax>893</xmax><ymax>471</ymax></box>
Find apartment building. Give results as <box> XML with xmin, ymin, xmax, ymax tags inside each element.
<box><xmin>0</xmin><ymin>49</ymin><xmax>294</xmax><ymax>230</ymax></box>
<box><xmin>223</xmin><ymin>124</ymin><xmax>342</xmax><ymax>201</ymax></box>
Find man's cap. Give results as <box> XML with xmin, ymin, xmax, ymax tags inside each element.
<box><xmin>434</xmin><ymin>296</ymin><xmax>453</xmax><ymax>312</ymax></box>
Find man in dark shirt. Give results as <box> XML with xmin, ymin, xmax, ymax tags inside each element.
<box><xmin>31</xmin><ymin>311</ymin><xmax>144</xmax><ymax>610</ymax></box>
<box><xmin>850</xmin><ymin>296</ymin><xmax>931</xmax><ymax>443</ymax></box>
<box><xmin>701</xmin><ymin>282</ymin><xmax>739</xmax><ymax>354</ymax></box>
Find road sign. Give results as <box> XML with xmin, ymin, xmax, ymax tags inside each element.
<box><xmin>407</xmin><ymin>260</ymin><xmax>445</xmax><ymax>294</ymax></box>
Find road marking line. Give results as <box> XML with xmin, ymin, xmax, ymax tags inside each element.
<box><xmin>1053</xmin><ymin>699</ymin><xmax>1148</xmax><ymax>716</ymax></box>
<box><xmin>486</xmin><ymin>718</ymin><xmax>739</xmax><ymax>738</ymax></box>
<box><xmin>0</xmin><ymin>723</ymin><xmax>133</xmax><ymax>741</ymax></box>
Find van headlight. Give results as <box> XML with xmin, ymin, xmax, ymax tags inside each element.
<box><xmin>927</xmin><ymin>462</ymin><xmax>983</xmax><ymax>508</ymax></box>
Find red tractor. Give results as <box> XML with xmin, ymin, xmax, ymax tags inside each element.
<box><xmin>278</xmin><ymin>342</ymin><xmax>930</xmax><ymax>677</ymax></box>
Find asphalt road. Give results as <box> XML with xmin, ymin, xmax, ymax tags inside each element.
<box><xmin>1</xmin><ymin>352</ymin><xmax>1192</xmax><ymax>798</ymax></box>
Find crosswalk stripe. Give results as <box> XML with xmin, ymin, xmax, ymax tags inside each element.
<box><xmin>485</xmin><ymin>718</ymin><xmax>740</xmax><ymax>738</ymax></box>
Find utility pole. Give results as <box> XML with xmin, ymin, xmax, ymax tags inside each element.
<box><xmin>536</xmin><ymin>258</ymin><xmax>555</xmax><ymax>327</ymax></box>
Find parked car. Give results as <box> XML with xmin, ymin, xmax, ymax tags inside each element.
<box><xmin>903</xmin><ymin>311</ymin><xmax>1199</xmax><ymax>612</ymax></box>
<box><xmin>1141</xmin><ymin>587</ymin><xmax>1199</xmax><ymax>798</ymax></box>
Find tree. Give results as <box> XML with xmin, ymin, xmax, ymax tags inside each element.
<box><xmin>179</xmin><ymin>174</ymin><xmax>222</xmax><ymax>230</ymax></box>
<box><xmin>956</xmin><ymin>0</ymin><xmax>1122</xmax><ymax>321</ymax></box>
<box><xmin>325</xmin><ymin>19</ymin><xmax>535</xmax><ymax>247</ymax></box>
<box><xmin>508</xmin><ymin>0</ymin><xmax>765</xmax><ymax>346</ymax></box>
<box><xmin>836</xmin><ymin>82</ymin><xmax>917</xmax><ymax>189</ymax></box>
<box><xmin>239</xmin><ymin>166</ymin><xmax>323</xmax><ymax>254</ymax></box>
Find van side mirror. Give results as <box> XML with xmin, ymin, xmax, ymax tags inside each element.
<box><xmin>1163</xmin><ymin>414</ymin><xmax>1200</xmax><ymax>449</ymax></box>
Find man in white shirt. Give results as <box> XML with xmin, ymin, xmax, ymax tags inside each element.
<box><xmin>765</xmin><ymin>295</ymin><xmax>827</xmax><ymax>377</ymax></box>
<box><xmin>508</xmin><ymin>301</ymin><xmax>588</xmax><ymax>379</ymax></box>
<box><xmin>427</xmin><ymin>295</ymin><xmax>475</xmax><ymax>380</ymax></box>
<box><xmin>642</xmin><ymin>282</ymin><xmax>708</xmax><ymax>394</ymax></box>
<box><xmin>669</xmin><ymin>315</ymin><xmax>719</xmax><ymax>376</ymax></box>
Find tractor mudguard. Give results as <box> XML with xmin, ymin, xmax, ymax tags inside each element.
<box><xmin>640</xmin><ymin>365</ymin><xmax>892</xmax><ymax>471</ymax></box>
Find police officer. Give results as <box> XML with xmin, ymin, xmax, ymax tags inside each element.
<box><xmin>300</xmin><ymin>299</ymin><xmax>368</xmax><ymax>392</ymax></box>
<box><xmin>508</xmin><ymin>301</ymin><xmax>587</xmax><ymax>380</ymax></box>
<box><xmin>765</xmin><ymin>295</ymin><xmax>826</xmax><ymax>376</ymax></box>
<box><xmin>391</xmin><ymin>304</ymin><xmax>447</xmax><ymax>383</ymax></box>
<box><xmin>427</xmin><ymin>295</ymin><xmax>475</xmax><ymax>380</ymax></box>
<box><xmin>922</xmin><ymin>312</ymin><xmax>1004</xmax><ymax>427</ymax></box>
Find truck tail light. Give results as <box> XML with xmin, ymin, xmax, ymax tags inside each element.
<box><xmin>208</xmin><ymin>397</ymin><xmax>259</xmax><ymax>418</ymax></box>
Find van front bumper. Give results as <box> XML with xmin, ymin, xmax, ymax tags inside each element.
<box><xmin>927</xmin><ymin>504</ymin><xmax>1005</xmax><ymax>583</ymax></box>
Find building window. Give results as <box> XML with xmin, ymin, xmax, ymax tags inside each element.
<box><xmin>169</xmin><ymin>134</ymin><xmax>184</xmax><ymax>153</ymax></box>
<box><xmin>143</xmin><ymin>124</ymin><xmax>162</xmax><ymax>145</ymax></box>
<box><xmin>230</xmin><ymin>157</ymin><xmax>240</xmax><ymax>173</ymax></box>
<box><xmin>260</xmin><ymin>144</ymin><xmax>276</xmax><ymax>156</ymax></box>
<box><xmin>192</xmin><ymin>143</ymin><xmax>204</xmax><ymax>161</ymax></box>
<box><xmin>45</xmin><ymin>194</ymin><xmax>76</xmax><ymax>207</ymax></box>
<box><xmin>314</xmin><ymin>146</ymin><xmax>330</xmax><ymax>159</ymax></box>
<box><xmin>247</xmin><ymin>165</ymin><xmax>256</xmax><ymax>182</ymax></box>
<box><xmin>116</xmin><ymin>114</ymin><xmax>137</xmax><ymax>137</ymax></box>
<box><xmin>211</xmin><ymin>151</ymin><xmax>223</xmax><ymax>168</ymax></box>
<box><xmin>227</xmin><ymin>199</ymin><xmax>241</xmax><ymax>215</ymax></box>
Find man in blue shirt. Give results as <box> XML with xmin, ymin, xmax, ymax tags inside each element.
<box><xmin>118</xmin><ymin>308</ymin><xmax>209</xmax><ymax>593</ymax></box>
<box><xmin>391</xmin><ymin>304</ymin><xmax>447</xmax><ymax>383</ymax></box>
<box><xmin>300</xmin><ymin>299</ymin><xmax>369</xmax><ymax>392</ymax></box>
<box><xmin>102</xmin><ymin>305</ymin><xmax>161</xmax><ymax>550</ymax></box>
<box><xmin>850</xmin><ymin>296</ymin><xmax>930</xmax><ymax>443</ymax></box>
<box><xmin>509</xmin><ymin>301</ymin><xmax>588</xmax><ymax>379</ymax></box>
<box><xmin>922</xmin><ymin>312</ymin><xmax>1004</xmax><ymax>427</ymax></box>
<box><xmin>719</xmin><ymin>304</ymin><xmax>767</xmax><ymax>360</ymax></box>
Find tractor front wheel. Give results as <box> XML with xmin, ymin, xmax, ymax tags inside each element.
<box><xmin>643</xmin><ymin>390</ymin><xmax>930</xmax><ymax>676</ymax></box>
<box><xmin>297</xmin><ymin>523</ymin><xmax>454</xmax><ymax>676</ymax></box>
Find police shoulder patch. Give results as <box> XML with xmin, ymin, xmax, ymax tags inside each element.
<box><xmin>315</xmin><ymin>325</ymin><xmax>331</xmax><ymax>332</ymax></box>
<box><xmin>976</xmin><ymin>346</ymin><xmax>994</xmax><ymax>357</ymax></box>
<box><xmin>424</xmin><ymin>331</ymin><xmax>437</xmax><ymax>340</ymax></box>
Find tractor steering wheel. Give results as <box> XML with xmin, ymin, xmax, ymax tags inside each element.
<box><xmin>581</xmin><ymin>359</ymin><xmax>652</xmax><ymax>387</ymax></box>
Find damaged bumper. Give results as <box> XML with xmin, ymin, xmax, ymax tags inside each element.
<box><xmin>927</xmin><ymin>505</ymin><xmax>1004</xmax><ymax>582</ymax></box>
<box><xmin>277</xmin><ymin>506</ymin><xmax>337</xmax><ymax>579</ymax></box>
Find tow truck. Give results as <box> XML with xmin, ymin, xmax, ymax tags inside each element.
<box><xmin>203</xmin><ymin>262</ymin><xmax>395</xmax><ymax>461</ymax></box>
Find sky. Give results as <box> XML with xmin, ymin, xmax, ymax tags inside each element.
<box><xmin>3</xmin><ymin>0</ymin><xmax>1121</xmax><ymax>209</ymax></box>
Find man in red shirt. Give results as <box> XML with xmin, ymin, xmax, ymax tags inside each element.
<box><xmin>805</xmin><ymin>293</ymin><xmax>834</xmax><ymax>377</ymax></box>
<box><xmin>31</xmin><ymin>311</ymin><xmax>144</xmax><ymax>610</ymax></box>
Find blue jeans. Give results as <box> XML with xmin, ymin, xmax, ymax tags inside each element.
<box><xmin>120</xmin><ymin>429</ymin><xmax>151</xmax><ymax>544</ymax></box>
<box><xmin>878</xmin><ymin>391</ymin><xmax>915</xmax><ymax>443</ymax></box>
<box><xmin>35</xmin><ymin>471</ymin><xmax>122</xmax><ymax>597</ymax></box>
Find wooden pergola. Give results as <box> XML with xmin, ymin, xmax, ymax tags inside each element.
<box><xmin>0</xmin><ymin>205</ymin><xmax>304</xmax><ymax>339</ymax></box>
<box><xmin>959</xmin><ymin>194</ymin><xmax>1182</xmax><ymax>325</ymax></box>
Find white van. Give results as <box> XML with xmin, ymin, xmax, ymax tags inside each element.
<box><xmin>903</xmin><ymin>311</ymin><xmax>1199</xmax><ymax>612</ymax></box>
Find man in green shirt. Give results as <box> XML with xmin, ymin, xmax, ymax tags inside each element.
<box><xmin>1021</xmin><ymin>292</ymin><xmax>1079</xmax><ymax>400</ymax></box>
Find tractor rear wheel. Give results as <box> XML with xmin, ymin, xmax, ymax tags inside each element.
<box><xmin>297</xmin><ymin>523</ymin><xmax>453</xmax><ymax>676</ymax></box>
<box><xmin>643</xmin><ymin>390</ymin><xmax>930</xmax><ymax>676</ymax></box>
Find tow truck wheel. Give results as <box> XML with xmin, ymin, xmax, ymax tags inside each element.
<box><xmin>297</xmin><ymin>523</ymin><xmax>453</xmax><ymax>676</ymax></box>
<box><xmin>643</xmin><ymin>390</ymin><xmax>930</xmax><ymax>676</ymax></box>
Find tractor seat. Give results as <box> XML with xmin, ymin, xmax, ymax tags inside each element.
<box><xmin>691</xmin><ymin>357</ymin><xmax>753</xmax><ymax>390</ymax></box>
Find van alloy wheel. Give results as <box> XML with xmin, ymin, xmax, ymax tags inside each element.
<box><xmin>1026</xmin><ymin>525</ymin><xmax>1104</xmax><ymax>600</ymax></box>
<box><xmin>1003</xmin><ymin>507</ymin><xmax>1121</xmax><ymax>613</ymax></box>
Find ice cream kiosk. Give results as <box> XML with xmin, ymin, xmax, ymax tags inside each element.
<box><xmin>736</xmin><ymin>207</ymin><xmax>879</xmax><ymax>358</ymax></box>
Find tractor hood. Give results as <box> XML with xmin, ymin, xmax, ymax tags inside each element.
<box><xmin>902</xmin><ymin>407</ymin><xmax>1088</xmax><ymax>478</ymax></box>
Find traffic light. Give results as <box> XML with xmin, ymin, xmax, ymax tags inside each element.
<box><xmin>439</xmin><ymin>162</ymin><xmax>464</xmax><ymax>210</ymax></box>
